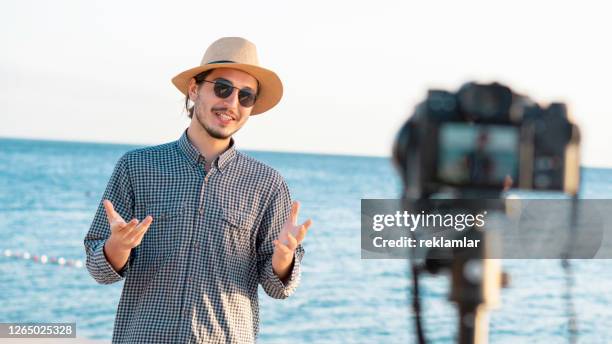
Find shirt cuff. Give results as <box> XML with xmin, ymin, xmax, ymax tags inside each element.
<box><xmin>90</xmin><ymin>241</ymin><xmax>129</xmax><ymax>284</ymax></box>
<box><xmin>263</xmin><ymin>245</ymin><xmax>305</xmax><ymax>299</ymax></box>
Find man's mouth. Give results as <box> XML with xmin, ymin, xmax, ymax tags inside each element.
<box><xmin>213</xmin><ymin>110</ymin><xmax>236</xmax><ymax>122</ymax></box>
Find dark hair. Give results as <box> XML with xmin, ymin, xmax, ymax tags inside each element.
<box><xmin>185</xmin><ymin>70</ymin><xmax>213</xmax><ymax>119</ymax></box>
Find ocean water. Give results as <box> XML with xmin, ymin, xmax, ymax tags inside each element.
<box><xmin>1</xmin><ymin>137</ymin><xmax>611</xmax><ymax>343</ymax></box>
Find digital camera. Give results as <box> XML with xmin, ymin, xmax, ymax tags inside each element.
<box><xmin>393</xmin><ymin>82</ymin><xmax>581</xmax><ymax>196</ymax></box>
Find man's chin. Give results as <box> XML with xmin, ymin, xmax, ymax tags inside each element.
<box><xmin>206</xmin><ymin>127</ymin><xmax>234</xmax><ymax>140</ymax></box>
<box><xmin>198</xmin><ymin>119</ymin><xmax>234</xmax><ymax>140</ymax></box>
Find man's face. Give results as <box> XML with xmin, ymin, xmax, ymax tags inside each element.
<box><xmin>188</xmin><ymin>68</ymin><xmax>258</xmax><ymax>140</ymax></box>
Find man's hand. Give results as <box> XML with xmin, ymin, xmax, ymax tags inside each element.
<box><xmin>104</xmin><ymin>200</ymin><xmax>153</xmax><ymax>250</ymax></box>
<box><xmin>272</xmin><ymin>201</ymin><xmax>312</xmax><ymax>283</ymax></box>
<box><xmin>102</xmin><ymin>200</ymin><xmax>153</xmax><ymax>272</ymax></box>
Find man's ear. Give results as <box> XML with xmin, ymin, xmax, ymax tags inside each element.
<box><xmin>188</xmin><ymin>78</ymin><xmax>198</xmax><ymax>101</ymax></box>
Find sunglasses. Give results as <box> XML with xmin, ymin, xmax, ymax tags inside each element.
<box><xmin>202</xmin><ymin>79</ymin><xmax>257</xmax><ymax>108</ymax></box>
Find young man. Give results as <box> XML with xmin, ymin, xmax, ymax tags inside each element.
<box><xmin>84</xmin><ymin>37</ymin><xmax>312</xmax><ymax>343</ymax></box>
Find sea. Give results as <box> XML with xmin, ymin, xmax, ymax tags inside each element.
<box><xmin>1</xmin><ymin>137</ymin><xmax>611</xmax><ymax>343</ymax></box>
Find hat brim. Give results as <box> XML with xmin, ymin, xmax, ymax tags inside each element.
<box><xmin>171</xmin><ymin>63</ymin><xmax>283</xmax><ymax>116</ymax></box>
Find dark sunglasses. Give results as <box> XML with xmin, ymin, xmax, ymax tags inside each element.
<box><xmin>202</xmin><ymin>79</ymin><xmax>257</xmax><ymax>108</ymax></box>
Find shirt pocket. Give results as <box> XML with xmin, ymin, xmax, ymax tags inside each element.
<box><xmin>221</xmin><ymin>207</ymin><xmax>257</xmax><ymax>257</ymax></box>
<box><xmin>136</xmin><ymin>201</ymin><xmax>186</xmax><ymax>271</ymax></box>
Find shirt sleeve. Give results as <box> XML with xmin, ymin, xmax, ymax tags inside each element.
<box><xmin>257</xmin><ymin>177</ymin><xmax>305</xmax><ymax>299</ymax></box>
<box><xmin>84</xmin><ymin>153</ymin><xmax>135</xmax><ymax>285</ymax></box>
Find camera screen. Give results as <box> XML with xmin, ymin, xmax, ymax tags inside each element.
<box><xmin>437</xmin><ymin>123</ymin><xmax>519</xmax><ymax>187</ymax></box>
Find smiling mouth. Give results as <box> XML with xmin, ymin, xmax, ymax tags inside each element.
<box><xmin>213</xmin><ymin>110</ymin><xmax>235</xmax><ymax>122</ymax></box>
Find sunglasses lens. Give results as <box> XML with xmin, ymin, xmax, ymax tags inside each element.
<box><xmin>238</xmin><ymin>90</ymin><xmax>256</xmax><ymax>108</ymax></box>
<box><xmin>213</xmin><ymin>81</ymin><xmax>233</xmax><ymax>98</ymax></box>
<box><xmin>210</xmin><ymin>79</ymin><xmax>257</xmax><ymax>107</ymax></box>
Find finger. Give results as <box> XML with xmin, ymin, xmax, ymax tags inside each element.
<box><xmin>286</xmin><ymin>232</ymin><xmax>298</xmax><ymax>251</ymax></box>
<box><xmin>289</xmin><ymin>201</ymin><xmax>300</xmax><ymax>226</ymax></box>
<box><xmin>294</xmin><ymin>219</ymin><xmax>312</xmax><ymax>243</ymax></box>
<box><xmin>118</xmin><ymin>218</ymin><xmax>139</xmax><ymax>234</ymax></box>
<box><xmin>273</xmin><ymin>240</ymin><xmax>293</xmax><ymax>255</ymax></box>
<box><xmin>103</xmin><ymin>200</ymin><xmax>125</xmax><ymax>224</ymax></box>
<box><xmin>103</xmin><ymin>200</ymin><xmax>116</xmax><ymax>223</ymax></box>
<box><xmin>301</xmin><ymin>219</ymin><xmax>313</xmax><ymax>231</ymax></box>
<box><xmin>294</xmin><ymin>219</ymin><xmax>313</xmax><ymax>243</ymax></box>
<box><xmin>129</xmin><ymin>216</ymin><xmax>153</xmax><ymax>241</ymax></box>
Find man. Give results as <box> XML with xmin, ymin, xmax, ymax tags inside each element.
<box><xmin>84</xmin><ymin>37</ymin><xmax>312</xmax><ymax>343</ymax></box>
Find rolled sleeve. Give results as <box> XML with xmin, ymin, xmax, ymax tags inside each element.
<box><xmin>257</xmin><ymin>177</ymin><xmax>305</xmax><ymax>299</ymax></box>
<box><xmin>84</xmin><ymin>153</ymin><xmax>135</xmax><ymax>285</ymax></box>
<box><xmin>260</xmin><ymin>245</ymin><xmax>305</xmax><ymax>299</ymax></box>
<box><xmin>86</xmin><ymin>240</ymin><xmax>130</xmax><ymax>284</ymax></box>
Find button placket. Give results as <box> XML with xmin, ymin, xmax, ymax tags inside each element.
<box><xmin>198</xmin><ymin>170</ymin><xmax>214</xmax><ymax>215</ymax></box>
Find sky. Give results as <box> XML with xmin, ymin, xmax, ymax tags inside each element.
<box><xmin>1</xmin><ymin>0</ymin><xmax>611</xmax><ymax>167</ymax></box>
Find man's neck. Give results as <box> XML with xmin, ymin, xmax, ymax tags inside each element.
<box><xmin>186</xmin><ymin>124</ymin><xmax>231</xmax><ymax>171</ymax></box>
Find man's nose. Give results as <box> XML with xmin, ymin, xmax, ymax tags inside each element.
<box><xmin>223</xmin><ymin>88</ymin><xmax>240</xmax><ymax>108</ymax></box>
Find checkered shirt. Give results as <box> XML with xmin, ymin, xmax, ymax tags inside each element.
<box><xmin>84</xmin><ymin>130</ymin><xmax>304</xmax><ymax>343</ymax></box>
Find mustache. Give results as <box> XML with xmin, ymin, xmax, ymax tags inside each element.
<box><xmin>210</xmin><ymin>106</ymin><xmax>237</xmax><ymax>115</ymax></box>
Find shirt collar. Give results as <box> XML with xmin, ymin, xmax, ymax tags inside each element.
<box><xmin>177</xmin><ymin>130</ymin><xmax>237</xmax><ymax>172</ymax></box>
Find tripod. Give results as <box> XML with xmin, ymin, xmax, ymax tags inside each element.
<box><xmin>408</xmin><ymin>191</ymin><xmax>505</xmax><ymax>344</ymax></box>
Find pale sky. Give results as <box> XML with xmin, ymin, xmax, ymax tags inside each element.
<box><xmin>1</xmin><ymin>0</ymin><xmax>611</xmax><ymax>167</ymax></box>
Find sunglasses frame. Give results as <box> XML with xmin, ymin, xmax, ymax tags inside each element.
<box><xmin>202</xmin><ymin>79</ymin><xmax>258</xmax><ymax>108</ymax></box>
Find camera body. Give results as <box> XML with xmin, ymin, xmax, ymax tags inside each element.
<box><xmin>394</xmin><ymin>81</ymin><xmax>581</xmax><ymax>197</ymax></box>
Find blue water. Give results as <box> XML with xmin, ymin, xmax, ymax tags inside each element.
<box><xmin>1</xmin><ymin>137</ymin><xmax>611</xmax><ymax>343</ymax></box>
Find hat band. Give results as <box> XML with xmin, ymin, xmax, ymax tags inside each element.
<box><xmin>207</xmin><ymin>60</ymin><xmax>236</xmax><ymax>65</ymax></box>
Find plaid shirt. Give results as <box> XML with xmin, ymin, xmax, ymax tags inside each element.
<box><xmin>84</xmin><ymin>131</ymin><xmax>304</xmax><ymax>343</ymax></box>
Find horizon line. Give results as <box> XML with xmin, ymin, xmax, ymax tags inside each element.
<box><xmin>0</xmin><ymin>135</ymin><xmax>390</xmax><ymax>160</ymax></box>
<box><xmin>2</xmin><ymin>135</ymin><xmax>611</xmax><ymax>170</ymax></box>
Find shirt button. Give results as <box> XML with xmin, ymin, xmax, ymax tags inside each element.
<box><xmin>188</xmin><ymin>277</ymin><xmax>194</xmax><ymax>283</ymax></box>
<box><xmin>194</xmin><ymin>243</ymin><xmax>200</xmax><ymax>250</ymax></box>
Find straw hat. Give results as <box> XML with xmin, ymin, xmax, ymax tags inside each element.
<box><xmin>171</xmin><ymin>37</ymin><xmax>283</xmax><ymax>115</ymax></box>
